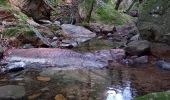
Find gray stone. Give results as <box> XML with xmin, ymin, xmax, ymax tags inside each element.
<box><xmin>61</xmin><ymin>24</ymin><xmax>96</xmax><ymax>44</ymax></box>
<box><xmin>134</xmin><ymin>56</ymin><xmax>148</xmax><ymax>64</ymax></box>
<box><xmin>89</xmin><ymin>23</ymin><xmax>115</xmax><ymax>33</ymax></box>
<box><xmin>130</xmin><ymin>34</ymin><xmax>140</xmax><ymax>41</ymax></box>
<box><xmin>125</xmin><ymin>40</ymin><xmax>150</xmax><ymax>55</ymax></box>
<box><xmin>23</xmin><ymin>44</ymin><xmax>34</xmax><ymax>49</ymax></box>
<box><xmin>51</xmin><ymin>41</ymin><xmax>58</xmax><ymax>48</ymax></box>
<box><xmin>157</xmin><ymin>60</ymin><xmax>170</xmax><ymax>70</ymax></box>
<box><xmin>0</xmin><ymin>85</ymin><xmax>25</xmax><ymax>100</ymax></box>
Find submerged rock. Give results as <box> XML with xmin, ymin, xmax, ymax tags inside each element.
<box><xmin>2</xmin><ymin>48</ymin><xmax>125</xmax><ymax>72</ymax></box>
<box><xmin>0</xmin><ymin>85</ymin><xmax>25</xmax><ymax>100</ymax></box>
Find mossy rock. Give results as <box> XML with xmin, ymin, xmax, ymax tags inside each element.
<box><xmin>138</xmin><ymin>0</ymin><xmax>170</xmax><ymax>45</ymax></box>
<box><xmin>94</xmin><ymin>4</ymin><xmax>132</xmax><ymax>25</ymax></box>
<box><xmin>135</xmin><ymin>92</ymin><xmax>170</xmax><ymax>100</ymax></box>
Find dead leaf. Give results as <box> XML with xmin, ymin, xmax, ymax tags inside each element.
<box><xmin>55</xmin><ymin>94</ymin><xmax>66</xmax><ymax>100</ymax></box>
<box><xmin>28</xmin><ymin>93</ymin><xmax>42</xmax><ymax>100</ymax></box>
<box><xmin>36</xmin><ymin>76</ymin><xmax>51</xmax><ymax>82</ymax></box>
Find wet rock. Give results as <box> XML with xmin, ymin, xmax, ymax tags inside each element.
<box><xmin>61</xmin><ymin>24</ymin><xmax>96</xmax><ymax>46</ymax></box>
<box><xmin>130</xmin><ymin>34</ymin><xmax>140</xmax><ymax>41</ymax></box>
<box><xmin>157</xmin><ymin>60</ymin><xmax>170</xmax><ymax>70</ymax></box>
<box><xmin>60</xmin><ymin>39</ymin><xmax>78</xmax><ymax>48</ymax></box>
<box><xmin>93</xmin><ymin>49</ymin><xmax>125</xmax><ymax>62</ymax></box>
<box><xmin>23</xmin><ymin>44</ymin><xmax>34</xmax><ymax>49</ymax></box>
<box><xmin>3</xmin><ymin>48</ymin><xmax>125</xmax><ymax>71</ymax></box>
<box><xmin>89</xmin><ymin>23</ymin><xmax>115</xmax><ymax>33</ymax></box>
<box><xmin>125</xmin><ymin>40</ymin><xmax>150</xmax><ymax>56</ymax></box>
<box><xmin>133</xmin><ymin>56</ymin><xmax>148</xmax><ymax>64</ymax></box>
<box><xmin>0</xmin><ymin>85</ymin><xmax>25</xmax><ymax>100</ymax></box>
<box><xmin>5</xmin><ymin>62</ymin><xmax>26</xmax><ymax>72</ymax></box>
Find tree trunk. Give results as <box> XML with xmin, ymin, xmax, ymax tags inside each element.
<box><xmin>115</xmin><ymin>0</ymin><xmax>123</xmax><ymax>10</ymax></box>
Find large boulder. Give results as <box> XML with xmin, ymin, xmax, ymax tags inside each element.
<box><xmin>8</xmin><ymin>0</ymin><xmax>51</xmax><ymax>22</ymax></box>
<box><xmin>125</xmin><ymin>40</ymin><xmax>150</xmax><ymax>55</ymax></box>
<box><xmin>61</xmin><ymin>24</ymin><xmax>96</xmax><ymax>47</ymax></box>
<box><xmin>138</xmin><ymin>0</ymin><xmax>170</xmax><ymax>45</ymax></box>
<box><xmin>89</xmin><ymin>23</ymin><xmax>115</xmax><ymax>34</ymax></box>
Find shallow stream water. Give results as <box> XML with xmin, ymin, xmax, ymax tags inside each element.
<box><xmin>0</xmin><ymin>39</ymin><xmax>170</xmax><ymax>100</ymax></box>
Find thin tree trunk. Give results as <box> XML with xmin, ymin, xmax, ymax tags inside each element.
<box><xmin>126</xmin><ymin>0</ymin><xmax>137</xmax><ymax>13</ymax></box>
<box><xmin>115</xmin><ymin>0</ymin><xmax>123</xmax><ymax>10</ymax></box>
<box><xmin>86</xmin><ymin>0</ymin><xmax>95</xmax><ymax>22</ymax></box>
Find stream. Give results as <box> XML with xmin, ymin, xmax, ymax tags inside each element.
<box><xmin>0</xmin><ymin>39</ymin><xmax>170</xmax><ymax>100</ymax></box>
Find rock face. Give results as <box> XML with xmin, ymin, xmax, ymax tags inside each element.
<box><xmin>0</xmin><ymin>85</ymin><xmax>25</xmax><ymax>100</ymax></box>
<box><xmin>61</xmin><ymin>24</ymin><xmax>96</xmax><ymax>47</ymax></box>
<box><xmin>2</xmin><ymin>48</ymin><xmax>125</xmax><ymax>72</ymax></box>
<box><xmin>138</xmin><ymin>0</ymin><xmax>170</xmax><ymax>45</ymax></box>
<box><xmin>125</xmin><ymin>40</ymin><xmax>150</xmax><ymax>55</ymax></box>
<box><xmin>9</xmin><ymin>0</ymin><xmax>51</xmax><ymax>22</ymax></box>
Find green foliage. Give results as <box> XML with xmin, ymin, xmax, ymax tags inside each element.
<box><xmin>0</xmin><ymin>0</ymin><xmax>12</xmax><ymax>11</ymax></box>
<box><xmin>135</xmin><ymin>92</ymin><xmax>170</xmax><ymax>100</ymax></box>
<box><xmin>3</xmin><ymin>25</ymin><xmax>34</xmax><ymax>37</ymax></box>
<box><xmin>94</xmin><ymin>4</ymin><xmax>132</xmax><ymax>25</ymax></box>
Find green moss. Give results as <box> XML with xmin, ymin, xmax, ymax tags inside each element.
<box><xmin>94</xmin><ymin>4</ymin><xmax>132</xmax><ymax>25</ymax></box>
<box><xmin>139</xmin><ymin>0</ymin><xmax>170</xmax><ymax>21</ymax></box>
<box><xmin>3</xmin><ymin>25</ymin><xmax>34</xmax><ymax>37</ymax></box>
<box><xmin>135</xmin><ymin>92</ymin><xmax>170</xmax><ymax>100</ymax></box>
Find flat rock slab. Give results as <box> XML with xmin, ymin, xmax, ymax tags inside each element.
<box><xmin>0</xmin><ymin>85</ymin><xmax>25</xmax><ymax>100</ymax></box>
<box><xmin>2</xmin><ymin>48</ymin><xmax>125</xmax><ymax>72</ymax></box>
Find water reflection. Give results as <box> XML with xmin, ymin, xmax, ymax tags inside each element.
<box><xmin>2</xmin><ymin>65</ymin><xmax>170</xmax><ymax>99</ymax></box>
<box><xmin>106</xmin><ymin>81</ymin><xmax>133</xmax><ymax>100</ymax></box>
